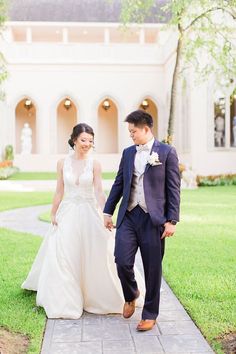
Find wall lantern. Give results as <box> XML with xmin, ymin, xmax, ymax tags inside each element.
<box><xmin>64</xmin><ymin>98</ymin><xmax>72</xmax><ymax>110</ymax></box>
<box><xmin>24</xmin><ymin>98</ymin><xmax>32</xmax><ymax>110</ymax></box>
<box><xmin>102</xmin><ymin>99</ymin><xmax>111</xmax><ymax>111</ymax></box>
<box><xmin>141</xmin><ymin>99</ymin><xmax>149</xmax><ymax>110</ymax></box>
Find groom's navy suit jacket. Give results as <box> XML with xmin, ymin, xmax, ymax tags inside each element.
<box><xmin>104</xmin><ymin>139</ymin><xmax>180</xmax><ymax>228</ymax></box>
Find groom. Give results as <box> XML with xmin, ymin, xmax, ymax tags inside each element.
<box><xmin>104</xmin><ymin>110</ymin><xmax>180</xmax><ymax>331</ymax></box>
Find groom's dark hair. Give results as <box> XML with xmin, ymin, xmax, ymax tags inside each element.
<box><xmin>125</xmin><ymin>110</ymin><xmax>153</xmax><ymax>128</ymax></box>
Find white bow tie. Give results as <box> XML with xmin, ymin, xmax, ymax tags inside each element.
<box><xmin>136</xmin><ymin>144</ymin><xmax>149</xmax><ymax>153</ymax></box>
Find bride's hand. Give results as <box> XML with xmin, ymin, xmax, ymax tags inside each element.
<box><xmin>51</xmin><ymin>214</ymin><xmax>58</xmax><ymax>226</ymax></box>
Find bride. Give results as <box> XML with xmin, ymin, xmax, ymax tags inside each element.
<box><xmin>22</xmin><ymin>123</ymin><xmax>143</xmax><ymax>319</ymax></box>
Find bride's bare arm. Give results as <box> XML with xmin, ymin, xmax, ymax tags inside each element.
<box><xmin>93</xmin><ymin>159</ymin><xmax>106</xmax><ymax>210</ymax></box>
<box><xmin>51</xmin><ymin>159</ymin><xmax>64</xmax><ymax>225</ymax></box>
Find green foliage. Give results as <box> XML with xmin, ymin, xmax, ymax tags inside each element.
<box><xmin>120</xmin><ymin>0</ymin><xmax>236</xmax><ymax>139</ymax></box>
<box><xmin>120</xmin><ymin>0</ymin><xmax>155</xmax><ymax>24</ymax></box>
<box><xmin>4</xmin><ymin>144</ymin><xmax>14</xmax><ymax>161</ymax></box>
<box><xmin>0</xmin><ymin>0</ymin><xmax>8</xmax><ymax>100</ymax></box>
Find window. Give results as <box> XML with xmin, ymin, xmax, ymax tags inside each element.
<box><xmin>214</xmin><ymin>96</ymin><xmax>225</xmax><ymax>147</ymax></box>
<box><xmin>230</xmin><ymin>91</ymin><xmax>236</xmax><ymax>147</ymax></box>
<box><xmin>213</xmin><ymin>87</ymin><xmax>236</xmax><ymax>149</ymax></box>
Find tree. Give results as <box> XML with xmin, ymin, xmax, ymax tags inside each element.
<box><xmin>120</xmin><ymin>0</ymin><xmax>236</xmax><ymax>144</ymax></box>
<box><xmin>0</xmin><ymin>0</ymin><xmax>8</xmax><ymax>100</ymax></box>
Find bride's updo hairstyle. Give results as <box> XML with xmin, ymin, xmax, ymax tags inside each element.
<box><xmin>68</xmin><ymin>123</ymin><xmax>94</xmax><ymax>149</ymax></box>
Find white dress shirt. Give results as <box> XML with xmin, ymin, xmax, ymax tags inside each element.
<box><xmin>134</xmin><ymin>137</ymin><xmax>154</xmax><ymax>174</ymax></box>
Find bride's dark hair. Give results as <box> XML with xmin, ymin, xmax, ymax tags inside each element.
<box><xmin>68</xmin><ymin>123</ymin><xmax>94</xmax><ymax>149</ymax></box>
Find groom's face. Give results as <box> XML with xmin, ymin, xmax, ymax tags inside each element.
<box><xmin>128</xmin><ymin>123</ymin><xmax>150</xmax><ymax>145</ymax></box>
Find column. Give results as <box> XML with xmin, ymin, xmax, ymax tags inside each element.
<box><xmin>139</xmin><ymin>28</ymin><xmax>145</xmax><ymax>44</ymax></box>
<box><xmin>104</xmin><ymin>28</ymin><xmax>110</xmax><ymax>45</ymax></box>
<box><xmin>26</xmin><ymin>27</ymin><xmax>32</xmax><ymax>43</ymax></box>
<box><xmin>62</xmin><ymin>28</ymin><xmax>68</xmax><ymax>44</ymax></box>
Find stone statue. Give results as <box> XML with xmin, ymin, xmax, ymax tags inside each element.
<box><xmin>214</xmin><ymin>115</ymin><xmax>225</xmax><ymax>147</ymax></box>
<box><xmin>20</xmin><ymin>123</ymin><xmax>32</xmax><ymax>154</ymax></box>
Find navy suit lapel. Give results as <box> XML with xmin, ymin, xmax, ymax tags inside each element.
<box><xmin>145</xmin><ymin>139</ymin><xmax>160</xmax><ymax>173</ymax></box>
<box><xmin>128</xmin><ymin>146</ymin><xmax>136</xmax><ymax>179</ymax></box>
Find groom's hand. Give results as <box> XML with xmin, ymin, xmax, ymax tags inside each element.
<box><xmin>161</xmin><ymin>222</ymin><xmax>176</xmax><ymax>239</ymax></box>
<box><xmin>104</xmin><ymin>215</ymin><xmax>114</xmax><ymax>231</ymax></box>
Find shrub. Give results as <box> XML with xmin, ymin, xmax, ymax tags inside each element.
<box><xmin>0</xmin><ymin>166</ymin><xmax>19</xmax><ymax>180</ymax></box>
<box><xmin>0</xmin><ymin>160</ymin><xmax>13</xmax><ymax>168</ymax></box>
<box><xmin>4</xmin><ymin>145</ymin><xmax>14</xmax><ymax>161</ymax></box>
<box><xmin>197</xmin><ymin>174</ymin><xmax>236</xmax><ymax>186</ymax></box>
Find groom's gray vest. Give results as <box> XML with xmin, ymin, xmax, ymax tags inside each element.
<box><xmin>127</xmin><ymin>170</ymin><xmax>147</xmax><ymax>212</ymax></box>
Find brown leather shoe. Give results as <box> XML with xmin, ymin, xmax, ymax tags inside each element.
<box><xmin>123</xmin><ymin>290</ymin><xmax>140</xmax><ymax>319</ymax></box>
<box><xmin>136</xmin><ymin>319</ymin><xmax>156</xmax><ymax>331</ymax></box>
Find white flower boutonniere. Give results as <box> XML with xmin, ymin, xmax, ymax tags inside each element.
<box><xmin>147</xmin><ymin>152</ymin><xmax>162</xmax><ymax>166</ymax></box>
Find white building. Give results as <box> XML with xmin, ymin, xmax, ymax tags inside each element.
<box><xmin>0</xmin><ymin>0</ymin><xmax>236</xmax><ymax>174</ymax></box>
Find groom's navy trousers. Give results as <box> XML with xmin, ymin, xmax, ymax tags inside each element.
<box><xmin>115</xmin><ymin>205</ymin><xmax>165</xmax><ymax>320</ymax></box>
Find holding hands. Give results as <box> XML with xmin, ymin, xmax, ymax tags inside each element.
<box><xmin>104</xmin><ymin>215</ymin><xmax>114</xmax><ymax>231</ymax></box>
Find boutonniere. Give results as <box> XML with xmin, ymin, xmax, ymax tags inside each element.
<box><xmin>147</xmin><ymin>152</ymin><xmax>162</xmax><ymax>166</ymax></box>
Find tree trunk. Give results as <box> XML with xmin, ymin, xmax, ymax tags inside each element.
<box><xmin>167</xmin><ymin>26</ymin><xmax>183</xmax><ymax>144</ymax></box>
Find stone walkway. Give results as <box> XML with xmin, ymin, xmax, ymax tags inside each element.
<box><xmin>0</xmin><ymin>203</ymin><xmax>215</xmax><ymax>353</ymax></box>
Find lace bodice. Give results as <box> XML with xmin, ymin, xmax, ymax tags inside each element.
<box><xmin>63</xmin><ymin>154</ymin><xmax>96</xmax><ymax>203</ymax></box>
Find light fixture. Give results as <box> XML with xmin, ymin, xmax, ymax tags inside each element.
<box><xmin>64</xmin><ymin>98</ymin><xmax>72</xmax><ymax>110</ymax></box>
<box><xmin>102</xmin><ymin>99</ymin><xmax>111</xmax><ymax>111</ymax></box>
<box><xmin>24</xmin><ymin>98</ymin><xmax>32</xmax><ymax>110</ymax></box>
<box><xmin>141</xmin><ymin>99</ymin><xmax>149</xmax><ymax>110</ymax></box>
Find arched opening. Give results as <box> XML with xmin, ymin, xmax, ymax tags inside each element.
<box><xmin>139</xmin><ymin>98</ymin><xmax>158</xmax><ymax>138</ymax></box>
<box><xmin>57</xmin><ymin>97</ymin><xmax>77</xmax><ymax>153</ymax></box>
<box><xmin>97</xmin><ymin>98</ymin><xmax>118</xmax><ymax>153</ymax></box>
<box><xmin>230</xmin><ymin>89</ymin><xmax>236</xmax><ymax>147</ymax></box>
<box><xmin>15</xmin><ymin>98</ymin><xmax>37</xmax><ymax>154</ymax></box>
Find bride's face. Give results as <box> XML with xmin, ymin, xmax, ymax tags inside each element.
<box><xmin>74</xmin><ymin>132</ymin><xmax>94</xmax><ymax>153</ymax></box>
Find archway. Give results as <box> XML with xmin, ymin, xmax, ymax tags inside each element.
<box><xmin>97</xmin><ymin>98</ymin><xmax>118</xmax><ymax>153</ymax></box>
<box><xmin>139</xmin><ymin>98</ymin><xmax>158</xmax><ymax>138</ymax></box>
<box><xmin>57</xmin><ymin>97</ymin><xmax>77</xmax><ymax>153</ymax></box>
<box><xmin>15</xmin><ymin>98</ymin><xmax>37</xmax><ymax>153</ymax></box>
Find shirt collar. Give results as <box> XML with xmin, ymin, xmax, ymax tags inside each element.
<box><xmin>146</xmin><ymin>137</ymin><xmax>154</xmax><ymax>150</ymax></box>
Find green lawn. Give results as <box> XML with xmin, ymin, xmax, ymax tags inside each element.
<box><xmin>0</xmin><ymin>228</ymin><xmax>46</xmax><ymax>353</ymax></box>
<box><xmin>0</xmin><ymin>192</ymin><xmax>53</xmax><ymax>212</ymax></box>
<box><xmin>163</xmin><ymin>186</ymin><xmax>236</xmax><ymax>353</ymax></box>
<box><xmin>9</xmin><ymin>171</ymin><xmax>116</xmax><ymax>180</ymax></box>
<box><xmin>0</xmin><ymin>186</ymin><xmax>235</xmax><ymax>353</ymax></box>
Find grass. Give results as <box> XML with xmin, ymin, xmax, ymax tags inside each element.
<box><xmin>38</xmin><ymin>211</ymin><xmax>50</xmax><ymax>223</ymax></box>
<box><xmin>0</xmin><ymin>228</ymin><xmax>46</xmax><ymax>353</ymax></box>
<box><xmin>0</xmin><ymin>186</ymin><xmax>235</xmax><ymax>353</ymax></box>
<box><xmin>163</xmin><ymin>186</ymin><xmax>236</xmax><ymax>353</ymax></box>
<box><xmin>9</xmin><ymin>171</ymin><xmax>116</xmax><ymax>180</ymax></box>
<box><xmin>0</xmin><ymin>192</ymin><xmax>53</xmax><ymax>212</ymax></box>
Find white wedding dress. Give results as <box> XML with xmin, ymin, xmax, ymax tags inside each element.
<box><xmin>22</xmin><ymin>154</ymin><xmax>143</xmax><ymax>319</ymax></box>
